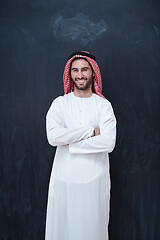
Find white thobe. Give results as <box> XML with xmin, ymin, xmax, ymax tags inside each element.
<box><xmin>45</xmin><ymin>92</ymin><xmax>116</xmax><ymax>240</ymax></box>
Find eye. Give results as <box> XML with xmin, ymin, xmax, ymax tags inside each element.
<box><xmin>82</xmin><ymin>68</ymin><xmax>88</xmax><ymax>72</ymax></box>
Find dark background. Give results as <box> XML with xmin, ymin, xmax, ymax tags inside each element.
<box><xmin>0</xmin><ymin>0</ymin><xmax>160</xmax><ymax>239</ymax></box>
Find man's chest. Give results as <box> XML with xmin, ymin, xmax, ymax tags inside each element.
<box><xmin>62</xmin><ymin>100</ymin><xmax>101</xmax><ymax>128</ymax></box>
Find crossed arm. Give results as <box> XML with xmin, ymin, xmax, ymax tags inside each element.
<box><xmin>46</xmin><ymin>97</ymin><xmax>116</xmax><ymax>154</ymax></box>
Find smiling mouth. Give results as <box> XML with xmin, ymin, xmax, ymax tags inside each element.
<box><xmin>76</xmin><ymin>78</ymin><xmax>87</xmax><ymax>83</ymax></box>
<box><xmin>77</xmin><ymin>80</ymin><xmax>85</xmax><ymax>84</ymax></box>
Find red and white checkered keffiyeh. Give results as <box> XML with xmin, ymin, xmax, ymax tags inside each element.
<box><xmin>63</xmin><ymin>51</ymin><xmax>105</xmax><ymax>99</ymax></box>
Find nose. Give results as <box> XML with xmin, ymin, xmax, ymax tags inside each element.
<box><xmin>77</xmin><ymin>70</ymin><xmax>84</xmax><ymax>79</ymax></box>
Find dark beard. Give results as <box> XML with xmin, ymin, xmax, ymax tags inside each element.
<box><xmin>71</xmin><ymin>76</ymin><xmax>94</xmax><ymax>91</ymax></box>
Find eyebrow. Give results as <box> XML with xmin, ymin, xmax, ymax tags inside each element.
<box><xmin>71</xmin><ymin>67</ymin><xmax>90</xmax><ymax>70</ymax></box>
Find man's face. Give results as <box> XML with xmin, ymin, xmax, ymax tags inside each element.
<box><xmin>70</xmin><ymin>59</ymin><xmax>94</xmax><ymax>91</ymax></box>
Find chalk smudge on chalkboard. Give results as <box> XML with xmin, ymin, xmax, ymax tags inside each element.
<box><xmin>51</xmin><ymin>13</ymin><xmax>107</xmax><ymax>45</ymax></box>
<box><xmin>153</xmin><ymin>25</ymin><xmax>160</xmax><ymax>40</ymax></box>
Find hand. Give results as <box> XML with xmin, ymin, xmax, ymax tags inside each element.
<box><xmin>91</xmin><ymin>128</ymin><xmax>100</xmax><ymax>137</ymax></box>
<box><xmin>95</xmin><ymin>128</ymin><xmax>100</xmax><ymax>136</ymax></box>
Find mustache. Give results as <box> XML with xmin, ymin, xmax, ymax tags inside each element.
<box><xmin>75</xmin><ymin>77</ymin><xmax>87</xmax><ymax>80</ymax></box>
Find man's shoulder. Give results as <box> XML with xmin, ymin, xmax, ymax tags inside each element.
<box><xmin>94</xmin><ymin>93</ymin><xmax>112</xmax><ymax>107</ymax></box>
<box><xmin>51</xmin><ymin>93</ymin><xmax>72</xmax><ymax>105</ymax></box>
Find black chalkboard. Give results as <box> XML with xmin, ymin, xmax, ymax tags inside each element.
<box><xmin>0</xmin><ymin>0</ymin><xmax>160</xmax><ymax>239</ymax></box>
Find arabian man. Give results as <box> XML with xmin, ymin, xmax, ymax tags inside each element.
<box><xmin>45</xmin><ymin>51</ymin><xmax>117</xmax><ymax>240</ymax></box>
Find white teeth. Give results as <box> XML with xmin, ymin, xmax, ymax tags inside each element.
<box><xmin>77</xmin><ymin>80</ymin><xmax>85</xmax><ymax>84</ymax></box>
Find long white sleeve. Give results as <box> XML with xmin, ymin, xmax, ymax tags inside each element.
<box><xmin>46</xmin><ymin>97</ymin><xmax>94</xmax><ymax>146</ymax></box>
<box><xmin>69</xmin><ymin>102</ymin><xmax>116</xmax><ymax>154</ymax></box>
